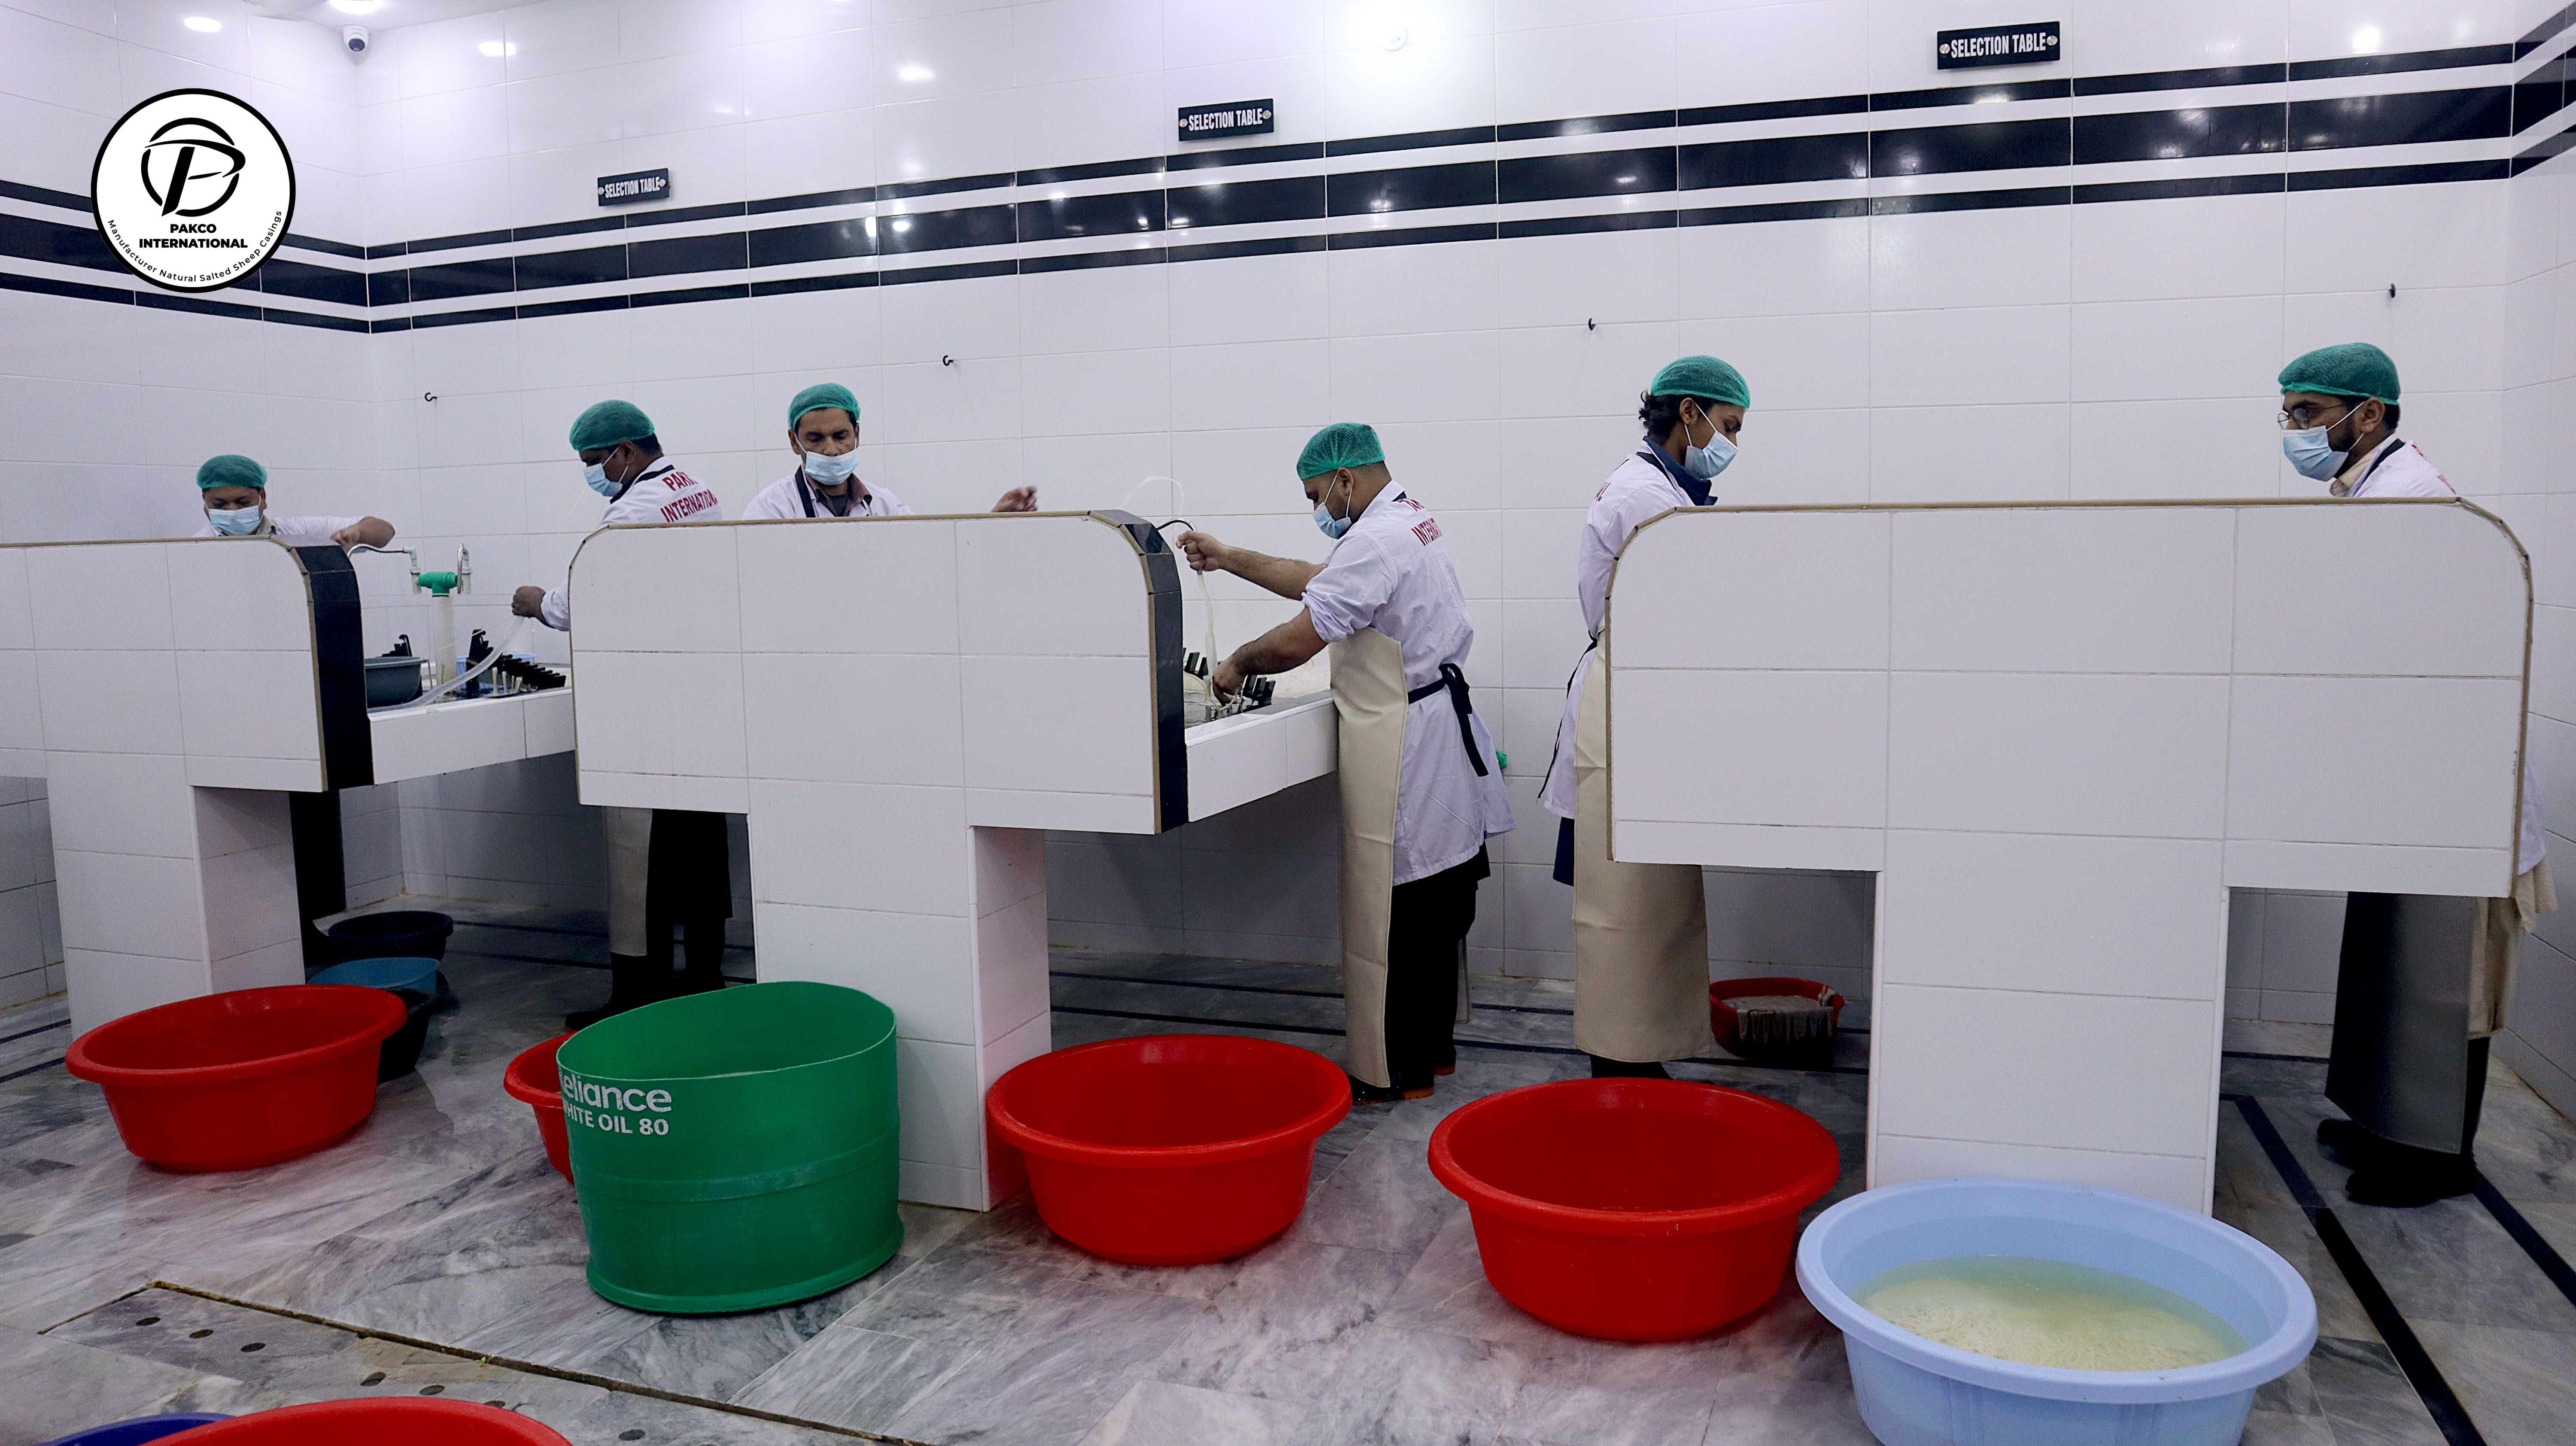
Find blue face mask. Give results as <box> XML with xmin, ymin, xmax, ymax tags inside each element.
<box><xmin>1685</xmin><ymin>427</ymin><xmax>1736</xmax><ymax>481</ymax></box>
<box><xmin>583</xmin><ymin>461</ymin><xmax>620</xmax><ymax>498</ymax></box>
<box><xmin>2280</xmin><ymin>422</ymin><xmax>2348</xmax><ymax>481</ymax></box>
<box><xmin>1312</xmin><ymin>475</ymin><xmax>1354</xmax><ymax>539</ymax></box>
<box><xmin>207</xmin><ymin>506</ymin><xmax>262</xmax><ymax>536</ymax></box>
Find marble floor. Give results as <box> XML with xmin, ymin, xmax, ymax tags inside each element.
<box><xmin>0</xmin><ymin>898</ymin><xmax>2570</xmax><ymax>1446</ymax></box>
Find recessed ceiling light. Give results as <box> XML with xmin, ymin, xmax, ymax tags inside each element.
<box><xmin>183</xmin><ymin>16</ymin><xmax>222</xmax><ymax>32</ymax></box>
<box><xmin>478</xmin><ymin>40</ymin><xmax>515</xmax><ymax>57</ymax></box>
<box><xmin>896</xmin><ymin>64</ymin><xmax>933</xmax><ymax>82</ymax></box>
<box><xmin>327</xmin><ymin>0</ymin><xmax>383</xmax><ymax>14</ymax></box>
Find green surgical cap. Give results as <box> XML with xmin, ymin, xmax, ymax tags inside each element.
<box><xmin>2278</xmin><ymin>343</ymin><xmax>2400</xmax><ymax>403</ymax></box>
<box><xmin>1648</xmin><ymin>355</ymin><xmax>1751</xmax><ymax>409</ymax></box>
<box><xmin>196</xmin><ymin>454</ymin><xmax>267</xmax><ymax>491</ymax></box>
<box><xmin>568</xmin><ymin>399</ymin><xmax>656</xmax><ymax>452</ymax></box>
<box><xmin>1296</xmin><ymin>422</ymin><xmax>1385</xmax><ymax>480</ymax></box>
<box><xmin>788</xmin><ymin>382</ymin><xmax>860</xmax><ymax>429</ymax></box>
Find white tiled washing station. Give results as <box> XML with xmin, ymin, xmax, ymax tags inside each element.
<box><xmin>1604</xmin><ymin>498</ymin><xmax>2533</xmax><ymax>1210</ymax></box>
<box><xmin>568</xmin><ymin>509</ymin><xmax>1337</xmax><ymax>1210</ymax></box>
<box><xmin>0</xmin><ymin>537</ymin><xmax>574</xmax><ymax>1033</ymax></box>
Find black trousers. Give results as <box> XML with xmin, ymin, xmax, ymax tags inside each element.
<box><xmin>1382</xmin><ymin>847</ymin><xmax>1488</xmax><ymax>1088</ymax></box>
<box><xmin>2328</xmin><ymin>891</ymin><xmax>2490</xmax><ymax>1158</ymax></box>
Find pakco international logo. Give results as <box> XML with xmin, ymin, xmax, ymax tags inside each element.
<box><xmin>92</xmin><ymin>89</ymin><xmax>294</xmax><ymax>294</ymax></box>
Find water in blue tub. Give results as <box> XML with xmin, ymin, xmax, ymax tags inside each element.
<box><xmin>1858</xmin><ymin>1256</ymin><xmax>2248</xmax><ymax>1373</ymax></box>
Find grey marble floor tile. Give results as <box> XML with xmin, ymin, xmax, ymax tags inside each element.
<box><xmin>2412</xmin><ymin>1319</ymin><xmax>2576</xmax><ymax>1446</ymax></box>
<box><xmin>1367</xmin><ymin>1058</ymin><xmax>1570</xmax><ymax>1145</ymax></box>
<box><xmin>2221</xmin><ymin>1054</ymin><xmax>2334</xmax><ymax>1099</ymax></box>
<box><xmin>0</xmin><ymin>1214</ymin><xmax>179</xmax><ymax>1331</ymax></box>
<box><xmin>2336</xmin><ymin>1194</ymin><xmax>2576</xmax><ymax>1333</ymax></box>
<box><xmin>1501</xmin><ymin>1339</ymin><xmax>1722</xmax><ymax>1446</ymax></box>
<box><xmin>246</xmin><ymin>1335</ymin><xmax>614</xmax><ymax>1419</ymax></box>
<box><xmin>1284</xmin><ymin>1133</ymin><xmax>1461</xmax><ymax>1260</ymax></box>
<box><xmin>0</xmin><ymin>1321</ymin><xmax>260</xmax><ymax>1442</ymax></box>
<box><xmin>2475</xmin><ymin>1068</ymin><xmax>2576</xmax><ymax>1205</ymax></box>
<box><xmin>547</xmin><ymin>1380</ymin><xmax>854</xmax><ymax>1445</ymax></box>
<box><xmin>2304</xmin><ymin>1335</ymin><xmax>2447</xmax><ymax>1446</ymax></box>
<box><xmin>2239</xmin><ymin>1408</ymin><xmax>2338</xmax><ymax>1446</ymax></box>
<box><xmin>888</xmin><ymin>1279</ymin><xmax>1207</xmax><ymax>1446</ymax></box>
<box><xmin>1084</xmin><ymin>1379</ymin><xmax>1310</xmax><ymax>1445</ymax></box>
<box><xmin>1698</xmin><ymin>1372</ymin><xmax>1880</xmax><ymax>1446</ymax></box>
<box><xmin>1375</xmin><ymin>1212</ymin><xmax>1584</xmax><ymax>1358</ymax></box>
<box><xmin>2215</xmin><ymin>1105</ymin><xmax>2304</xmax><ymax>1216</ymax></box>
<box><xmin>1148</xmin><ymin>1241</ymin><xmax>1416</xmax><ymax>1403</ymax></box>
<box><xmin>2212</xmin><ymin>1203</ymin><xmax>2375</xmax><ymax>1342</ymax></box>
<box><xmin>578</xmin><ymin>1270</ymin><xmax>890</xmax><ymax>1403</ymax></box>
<box><xmin>1278</xmin><ymin>1323</ymin><xmax>1529</xmax><ymax>1446</ymax></box>
<box><xmin>48</xmin><ymin>1287</ymin><xmax>361</xmax><ymax>1391</ymax></box>
<box><xmin>1050</xmin><ymin>974</ymin><xmax>1349</xmax><ymax>1035</ymax></box>
<box><xmin>729</xmin><ymin>1323</ymin><xmax>972</xmax><ymax>1428</ymax></box>
<box><xmin>832</xmin><ymin>1242</ymin><xmax>1075</xmax><ymax>1353</ymax></box>
<box><xmin>2252</xmin><ymin>1355</ymin><xmax>2322</xmax><ymax>1417</ymax></box>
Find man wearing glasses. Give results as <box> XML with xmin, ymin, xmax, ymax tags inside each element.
<box><xmin>2279</xmin><ymin>342</ymin><xmax>2551</xmax><ymax>1206</ymax></box>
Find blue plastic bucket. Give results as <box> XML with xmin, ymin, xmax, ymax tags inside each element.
<box><xmin>309</xmin><ymin>956</ymin><xmax>439</xmax><ymax>995</ymax></box>
<box><xmin>1796</xmin><ymin>1178</ymin><xmax>2316</xmax><ymax>1446</ymax></box>
<box><xmin>32</xmin><ymin>1414</ymin><xmax>231</xmax><ymax>1446</ymax></box>
<box><xmin>307</xmin><ymin>956</ymin><xmax>446</xmax><ymax>1081</ymax></box>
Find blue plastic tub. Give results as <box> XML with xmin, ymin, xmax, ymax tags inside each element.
<box><xmin>309</xmin><ymin>956</ymin><xmax>439</xmax><ymax>995</ymax></box>
<box><xmin>32</xmin><ymin>1414</ymin><xmax>231</xmax><ymax>1446</ymax></box>
<box><xmin>308</xmin><ymin>956</ymin><xmax>448</xmax><ymax>1080</ymax></box>
<box><xmin>1796</xmin><ymin>1178</ymin><xmax>2316</xmax><ymax>1446</ymax></box>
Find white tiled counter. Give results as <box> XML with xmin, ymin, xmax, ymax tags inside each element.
<box><xmin>1603</xmin><ymin>498</ymin><xmax>2531</xmax><ymax>1211</ymax></box>
<box><xmin>570</xmin><ymin>510</ymin><xmax>1338</xmax><ymax>1209</ymax></box>
<box><xmin>0</xmin><ymin>537</ymin><xmax>574</xmax><ymax>1033</ymax></box>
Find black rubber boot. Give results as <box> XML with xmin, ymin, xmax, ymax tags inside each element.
<box><xmin>1589</xmin><ymin>1054</ymin><xmax>1672</xmax><ymax>1080</ymax></box>
<box><xmin>2318</xmin><ymin>1117</ymin><xmax>2386</xmax><ymax>1161</ymax></box>
<box><xmin>2345</xmin><ymin>1156</ymin><xmax>2477</xmax><ymax>1207</ymax></box>
<box><xmin>671</xmin><ymin>919</ymin><xmax>728</xmax><ymax>996</ymax></box>
<box><xmin>565</xmin><ymin>954</ymin><xmax>660</xmax><ymax>1030</ymax></box>
<box><xmin>1350</xmin><ymin>1073</ymin><xmax>1433</xmax><ymax>1104</ymax></box>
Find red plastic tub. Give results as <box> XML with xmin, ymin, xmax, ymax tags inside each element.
<box><xmin>1708</xmin><ymin>975</ymin><xmax>1846</xmax><ymax>1064</ymax></box>
<box><xmin>503</xmin><ymin>1032</ymin><xmax>576</xmax><ymax>1183</ymax></box>
<box><xmin>986</xmin><ymin>1034</ymin><xmax>1351</xmax><ymax>1264</ymax></box>
<box><xmin>66</xmin><ymin>985</ymin><xmax>406</xmax><ymax>1172</ymax></box>
<box><xmin>1429</xmin><ymin>1078</ymin><xmax>1841</xmax><ymax>1340</ymax></box>
<box><xmin>160</xmin><ymin>1399</ymin><xmax>566</xmax><ymax>1443</ymax></box>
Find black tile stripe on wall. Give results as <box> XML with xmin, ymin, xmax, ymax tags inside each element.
<box><xmin>0</xmin><ymin>37</ymin><xmax>2564</xmax><ymax>331</ymax></box>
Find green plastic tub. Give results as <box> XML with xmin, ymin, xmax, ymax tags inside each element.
<box><xmin>555</xmin><ymin>981</ymin><xmax>902</xmax><ymax>1313</ymax></box>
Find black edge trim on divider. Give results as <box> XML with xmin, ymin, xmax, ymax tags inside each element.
<box><xmin>1870</xmin><ymin>185</ymin><xmax>2070</xmax><ymax>216</ymax></box>
<box><xmin>629</xmin><ymin>283</ymin><xmax>748</xmax><ymax>309</ymax></box>
<box><xmin>1089</xmin><ymin>509</ymin><xmax>1188</xmax><ymax>832</ymax></box>
<box><xmin>514</xmin><ymin>215</ymin><xmax>627</xmax><ymax>243</ymax></box>
<box><xmin>632</xmin><ymin>200</ymin><xmax>748</xmax><ymax>227</ymax></box>
<box><xmin>517</xmin><ymin>294</ymin><xmax>630</xmax><ymax>320</ymax></box>
<box><xmin>138</xmin><ymin>290</ymin><xmax>261</xmax><ymax>320</ymax></box>
<box><xmin>749</xmin><ymin>185</ymin><xmax>876</xmax><ymax>215</ymax></box>
<box><xmin>286</xmin><ymin>790</ymin><xmax>344</xmax><ymax>960</ymax></box>
<box><xmin>877</xmin><ymin>258</ymin><xmax>1018</xmax><ymax>286</ymax></box>
<box><xmin>281</xmin><ymin>232</ymin><xmax>364</xmax><ymax>260</ymax></box>
<box><xmin>2075</xmin><ymin>173</ymin><xmax>2289</xmax><ymax>203</ymax></box>
<box><xmin>294</xmin><ymin>544</ymin><xmax>374</xmax><ymax>790</ymax></box>
<box><xmin>0</xmin><ymin>270</ymin><xmax>128</xmax><ymax>304</ymax></box>
<box><xmin>748</xmin><ymin>270</ymin><xmax>882</xmax><ymax>297</ymax></box>
<box><xmin>1020</xmin><ymin>246</ymin><xmax>1165</xmax><ymax>274</ymax></box>
<box><xmin>0</xmin><ymin>178</ymin><xmax>89</xmax><ymax>210</ymax></box>
<box><xmin>1166</xmin><ymin>234</ymin><xmax>1329</xmax><ymax>264</ymax></box>
<box><xmin>1498</xmin><ymin>109</ymin><xmax>1677</xmax><ymax>141</ymax></box>
<box><xmin>1327</xmin><ymin>221</ymin><xmax>1497</xmax><ymax>249</ymax></box>
<box><xmin>2074</xmin><ymin>64</ymin><xmax>2290</xmax><ymax>96</ymax></box>
<box><xmin>1680</xmin><ymin>196</ymin><xmax>1871</xmax><ymax>227</ymax></box>
<box><xmin>264</xmin><ymin>308</ymin><xmax>368</xmax><ymax>332</ymax></box>
<box><xmin>1680</xmin><ymin>94</ymin><xmax>1869</xmax><ymax>127</ymax></box>
<box><xmin>1327</xmin><ymin>125</ymin><xmax>1496</xmax><ymax>157</ymax></box>
<box><xmin>1499</xmin><ymin>210</ymin><xmax>1677</xmax><ymax>239</ymax></box>
<box><xmin>2288</xmin><ymin>44</ymin><xmax>2516</xmax><ymax>81</ymax></box>
<box><xmin>410</xmin><ymin>304</ymin><xmax>515</xmax><ymax>329</ymax></box>
<box><xmin>1020</xmin><ymin>156</ymin><xmax>1166</xmax><ymax>185</ymax></box>
<box><xmin>878</xmin><ymin>171</ymin><xmax>1014</xmax><ymax>201</ymax></box>
<box><xmin>2290</xmin><ymin>158</ymin><xmax>2512</xmax><ymax>189</ymax></box>
<box><xmin>1166</xmin><ymin>140</ymin><xmax>1327</xmax><ymax>170</ymax></box>
<box><xmin>1872</xmin><ymin>79</ymin><xmax>2070</xmax><ymax>110</ymax></box>
<box><xmin>2472</xmin><ymin>1176</ymin><xmax>2576</xmax><ymax>1315</ymax></box>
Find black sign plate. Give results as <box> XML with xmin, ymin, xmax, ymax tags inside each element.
<box><xmin>1178</xmin><ymin>99</ymin><xmax>1276</xmax><ymax>141</ymax></box>
<box><xmin>1936</xmin><ymin>21</ymin><xmax>2061</xmax><ymax>69</ymax></box>
<box><xmin>596</xmin><ymin>167</ymin><xmax>670</xmax><ymax>207</ymax></box>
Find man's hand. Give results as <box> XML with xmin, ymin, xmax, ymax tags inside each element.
<box><xmin>331</xmin><ymin>516</ymin><xmax>396</xmax><ymax>550</ymax></box>
<box><xmin>1177</xmin><ymin>530</ymin><xmax>1230</xmax><ymax>574</ymax></box>
<box><xmin>511</xmin><ymin>586</ymin><xmax>548</xmax><ymax>618</ymax></box>
<box><xmin>992</xmin><ymin>486</ymin><xmax>1037</xmax><ymax>513</ymax></box>
<box><xmin>1211</xmin><ymin>656</ymin><xmax>1245</xmax><ymax>702</ymax></box>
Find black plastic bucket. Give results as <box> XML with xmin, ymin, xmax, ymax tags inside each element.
<box><xmin>326</xmin><ymin>910</ymin><xmax>455</xmax><ymax>964</ymax></box>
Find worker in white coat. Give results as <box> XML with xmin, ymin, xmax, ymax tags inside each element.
<box><xmin>741</xmin><ymin>382</ymin><xmax>1035</xmax><ymax>519</ymax></box>
<box><xmin>194</xmin><ymin>453</ymin><xmax>395</xmax><ymax>549</ymax></box>
<box><xmin>511</xmin><ymin>400</ymin><xmax>732</xmax><ymax>1028</ymax></box>
<box><xmin>1538</xmin><ymin>357</ymin><xmax>1747</xmax><ymax>1078</ymax></box>
<box><xmin>1179</xmin><ymin>424</ymin><xmax>1513</xmax><ymax>1102</ymax></box>
<box><xmin>2282</xmin><ymin>343</ymin><xmax>2554</xmax><ymax>1205</ymax></box>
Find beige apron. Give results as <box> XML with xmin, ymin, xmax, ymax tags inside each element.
<box><xmin>1572</xmin><ymin>648</ymin><xmax>1715</xmax><ymax>1061</ymax></box>
<box><xmin>1334</xmin><ymin>629</ymin><xmax>1406</xmax><ymax>1088</ymax></box>
<box><xmin>604</xmin><ymin>805</ymin><xmax>653</xmax><ymax>957</ymax></box>
<box><xmin>2473</xmin><ymin>858</ymin><xmax>2554</xmax><ymax>1039</ymax></box>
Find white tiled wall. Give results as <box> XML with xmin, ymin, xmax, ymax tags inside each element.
<box><xmin>0</xmin><ymin>0</ymin><xmax>2564</xmax><ymax>1076</ymax></box>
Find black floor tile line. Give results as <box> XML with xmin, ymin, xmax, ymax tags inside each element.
<box><xmin>2229</xmin><ymin>1093</ymin><xmax>2489</xmax><ymax>1446</ymax></box>
<box><xmin>1051</xmin><ymin>1003</ymin><xmax>1868</xmax><ymax>1076</ymax></box>
<box><xmin>0</xmin><ymin>1018</ymin><xmax>68</xmax><ymax>1045</ymax></box>
<box><xmin>2471</xmin><ymin>1175</ymin><xmax>2576</xmax><ymax>1317</ymax></box>
<box><xmin>0</xmin><ymin>1055</ymin><xmax>64</xmax><ymax>1084</ymax></box>
<box><xmin>444</xmin><ymin>946</ymin><xmax>756</xmax><ymax>984</ymax></box>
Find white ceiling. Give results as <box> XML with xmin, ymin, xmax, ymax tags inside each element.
<box><xmin>277</xmin><ymin>0</ymin><xmax>518</xmax><ymax>33</ymax></box>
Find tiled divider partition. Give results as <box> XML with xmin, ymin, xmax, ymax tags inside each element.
<box><xmin>7</xmin><ymin>0</ymin><xmax>2576</xmax><ymax>1112</ymax></box>
<box><xmin>566</xmin><ymin>510</ymin><xmax>1333</xmax><ymax>1209</ymax></box>
<box><xmin>1607</xmin><ymin>498</ymin><xmax>2532</xmax><ymax>1209</ymax></box>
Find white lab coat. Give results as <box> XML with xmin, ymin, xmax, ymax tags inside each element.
<box><xmin>2332</xmin><ymin>437</ymin><xmax>2454</xmax><ymax>498</ymax></box>
<box><xmin>1304</xmin><ymin>487</ymin><xmax>1514</xmax><ymax>884</ymax></box>
<box><xmin>194</xmin><ymin>513</ymin><xmax>361</xmax><ymax>546</ymax></box>
<box><xmin>538</xmin><ymin>460</ymin><xmax>725</xmax><ymax>630</ymax></box>
<box><xmin>740</xmin><ymin>468</ymin><xmax>911</xmax><ymax>520</ymax></box>
<box><xmin>1540</xmin><ymin>449</ymin><xmax>1697</xmax><ymax>820</ymax></box>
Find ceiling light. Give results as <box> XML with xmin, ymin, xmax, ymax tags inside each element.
<box><xmin>183</xmin><ymin>16</ymin><xmax>221</xmax><ymax>31</ymax></box>
<box><xmin>478</xmin><ymin>40</ymin><xmax>515</xmax><ymax>57</ymax></box>
<box><xmin>896</xmin><ymin>64</ymin><xmax>933</xmax><ymax>82</ymax></box>
<box><xmin>2351</xmin><ymin>25</ymin><xmax>2383</xmax><ymax>53</ymax></box>
<box><xmin>327</xmin><ymin>0</ymin><xmax>383</xmax><ymax>14</ymax></box>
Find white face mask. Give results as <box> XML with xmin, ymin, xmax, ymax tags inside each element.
<box><xmin>207</xmin><ymin>505</ymin><xmax>263</xmax><ymax>536</ymax></box>
<box><xmin>801</xmin><ymin>447</ymin><xmax>859</xmax><ymax>486</ymax></box>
